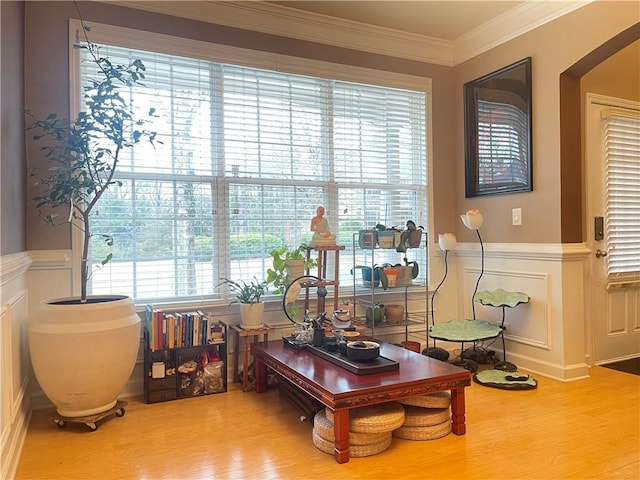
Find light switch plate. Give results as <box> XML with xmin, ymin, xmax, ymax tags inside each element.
<box><xmin>512</xmin><ymin>208</ymin><xmax>522</xmax><ymax>226</ymax></box>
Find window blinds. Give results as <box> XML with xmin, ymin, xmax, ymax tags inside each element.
<box><xmin>603</xmin><ymin>111</ymin><xmax>640</xmax><ymax>283</ymax></box>
<box><xmin>82</xmin><ymin>43</ymin><xmax>428</xmax><ymax>303</ymax></box>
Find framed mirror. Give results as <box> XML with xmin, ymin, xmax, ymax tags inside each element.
<box><xmin>464</xmin><ymin>57</ymin><xmax>532</xmax><ymax>197</ymax></box>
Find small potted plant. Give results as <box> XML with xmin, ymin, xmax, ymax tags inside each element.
<box><xmin>266</xmin><ymin>243</ymin><xmax>317</xmax><ymax>294</ymax></box>
<box><xmin>396</xmin><ymin>220</ymin><xmax>424</xmax><ymax>252</ymax></box>
<box><xmin>375</xmin><ymin>223</ymin><xmax>401</xmax><ymax>249</ymax></box>
<box><xmin>218</xmin><ymin>278</ymin><xmax>268</xmax><ymax>329</ymax></box>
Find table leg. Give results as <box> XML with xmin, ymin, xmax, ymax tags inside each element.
<box><xmin>232</xmin><ymin>329</ymin><xmax>240</xmax><ymax>384</ymax></box>
<box><xmin>242</xmin><ymin>336</ymin><xmax>250</xmax><ymax>390</ymax></box>
<box><xmin>332</xmin><ymin>408</ymin><xmax>350</xmax><ymax>463</ymax></box>
<box><xmin>451</xmin><ymin>387</ymin><xmax>466</xmax><ymax>435</ymax></box>
<box><xmin>254</xmin><ymin>355</ymin><xmax>267</xmax><ymax>393</ymax></box>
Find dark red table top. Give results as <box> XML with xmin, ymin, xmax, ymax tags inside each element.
<box><xmin>252</xmin><ymin>339</ymin><xmax>471</xmax><ymax>407</ymax></box>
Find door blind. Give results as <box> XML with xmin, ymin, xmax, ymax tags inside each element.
<box><xmin>603</xmin><ymin>109</ymin><xmax>640</xmax><ymax>283</ymax></box>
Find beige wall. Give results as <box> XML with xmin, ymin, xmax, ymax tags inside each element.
<box><xmin>453</xmin><ymin>2</ymin><xmax>639</xmax><ymax>244</ymax></box>
<box><xmin>582</xmin><ymin>40</ymin><xmax>640</xmax><ymax>100</ymax></box>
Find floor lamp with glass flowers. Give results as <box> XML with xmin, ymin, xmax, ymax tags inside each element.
<box><xmin>423</xmin><ymin>232</ymin><xmax>457</xmax><ymax>361</ymax></box>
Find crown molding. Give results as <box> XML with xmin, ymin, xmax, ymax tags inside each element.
<box><xmin>105</xmin><ymin>0</ymin><xmax>451</xmax><ymax>66</ymax></box>
<box><xmin>454</xmin><ymin>0</ymin><xmax>594</xmax><ymax>64</ymax></box>
<box><xmin>103</xmin><ymin>1</ymin><xmax>592</xmax><ymax>67</ymax></box>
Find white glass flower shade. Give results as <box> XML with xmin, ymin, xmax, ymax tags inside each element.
<box><xmin>460</xmin><ymin>209</ymin><xmax>483</xmax><ymax>230</ymax></box>
<box><xmin>438</xmin><ymin>233</ymin><xmax>457</xmax><ymax>251</ymax></box>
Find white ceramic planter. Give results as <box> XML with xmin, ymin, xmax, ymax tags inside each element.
<box><xmin>240</xmin><ymin>302</ymin><xmax>265</xmax><ymax>329</ymax></box>
<box><xmin>29</xmin><ymin>295</ymin><xmax>140</xmax><ymax>418</ymax></box>
<box><xmin>285</xmin><ymin>259</ymin><xmax>305</xmax><ymax>284</ymax></box>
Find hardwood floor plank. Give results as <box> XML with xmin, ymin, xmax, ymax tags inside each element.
<box><xmin>14</xmin><ymin>366</ymin><xmax>639</xmax><ymax>480</ymax></box>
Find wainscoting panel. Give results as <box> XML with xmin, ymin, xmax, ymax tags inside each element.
<box><xmin>462</xmin><ymin>268</ymin><xmax>551</xmax><ymax>350</ymax></box>
<box><xmin>1</xmin><ymin>252</ymin><xmax>32</xmax><ymax>480</ymax></box>
<box><xmin>452</xmin><ymin>242</ymin><xmax>591</xmax><ymax>381</ymax></box>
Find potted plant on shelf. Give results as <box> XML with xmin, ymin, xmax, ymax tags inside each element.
<box><xmin>374</xmin><ymin>223</ymin><xmax>401</xmax><ymax>249</ymax></box>
<box><xmin>266</xmin><ymin>243</ymin><xmax>316</xmax><ymax>294</ymax></box>
<box><xmin>27</xmin><ymin>25</ymin><xmax>159</xmax><ymax>419</ymax></box>
<box><xmin>218</xmin><ymin>278</ymin><xmax>268</xmax><ymax>329</ymax></box>
<box><xmin>396</xmin><ymin>220</ymin><xmax>424</xmax><ymax>252</ymax></box>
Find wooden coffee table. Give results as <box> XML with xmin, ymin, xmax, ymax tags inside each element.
<box><xmin>252</xmin><ymin>340</ymin><xmax>471</xmax><ymax>463</ymax></box>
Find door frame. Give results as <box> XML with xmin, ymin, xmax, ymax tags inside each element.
<box><xmin>584</xmin><ymin>92</ymin><xmax>640</xmax><ymax>365</ymax></box>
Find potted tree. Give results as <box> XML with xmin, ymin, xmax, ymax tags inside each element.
<box><xmin>27</xmin><ymin>27</ymin><xmax>159</xmax><ymax>419</ymax></box>
<box><xmin>218</xmin><ymin>278</ymin><xmax>268</xmax><ymax>329</ymax></box>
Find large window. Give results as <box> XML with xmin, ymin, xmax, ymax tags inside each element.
<box><xmin>79</xmin><ymin>33</ymin><xmax>428</xmax><ymax>304</ymax></box>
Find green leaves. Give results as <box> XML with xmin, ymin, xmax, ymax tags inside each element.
<box><xmin>266</xmin><ymin>244</ymin><xmax>316</xmax><ymax>294</ymax></box>
<box><xmin>218</xmin><ymin>278</ymin><xmax>268</xmax><ymax>304</ymax></box>
<box><xmin>27</xmin><ymin>34</ymin><xmax>159</xmax><ymax>301</ymax></box>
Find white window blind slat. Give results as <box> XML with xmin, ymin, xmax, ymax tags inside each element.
<box><xmin>604</xmin><ymin>114</ymin><xmax>640</xmax><ymax>281</ymax></box>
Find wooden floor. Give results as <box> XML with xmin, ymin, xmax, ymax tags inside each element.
<box><xmin>15</xmin><ymin>365</ymin><xmax>639</xmax><ymax>480</ymax></box>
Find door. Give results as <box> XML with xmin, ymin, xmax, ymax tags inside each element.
<box><xmin>585</xmin><ymin>94</ymin><xmax>640</xmax><ymax>364</ymax></box>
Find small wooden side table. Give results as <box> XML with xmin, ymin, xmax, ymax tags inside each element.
<box><xmin>230</xmin><ymin>324</ymin><xmax>272</xmax><ymax>391</ymax></box>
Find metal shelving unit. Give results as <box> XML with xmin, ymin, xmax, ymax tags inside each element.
<box><xmin>350</xmin><ymin>230</ymin><xmax>429</xmax><ymax>344</ymax></box>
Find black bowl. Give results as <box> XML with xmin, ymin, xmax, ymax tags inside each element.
<box><xmin>346</xmin><ymin>340</ymin><xmax>380</xmax><ymax>362</ymax></box>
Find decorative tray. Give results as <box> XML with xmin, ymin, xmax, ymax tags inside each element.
<box><xmin>304</xmin><ymin>344</ymin><xmax>399</xmax><ymax>375</ymax></box>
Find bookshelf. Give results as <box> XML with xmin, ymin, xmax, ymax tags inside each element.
<box><xmin>143</xmin><ymin>307</ymin><xmax>227</xmax><ymax>403</ymax></box>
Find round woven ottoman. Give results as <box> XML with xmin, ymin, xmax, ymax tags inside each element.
<box><xmin>313</xmin><ymin>410</ymin><xmax>390</xmax><ymax>445</ymax></box>
<box><xmin>325</xmin><ymin>403</ymin><xmax>405</xmax><ymax>433</ymax></box>
<box><xmin>393</xmin><ymin>421</ymin><xmax>451</xmax><ymax>441</ymax></box>
<box><xmin>312</xmin><ymin>430</ymin><xmax>392</xmax><ymax>457</ymax></box>
<box><xmin>401</xmin><ymin>406</ymin><xmax>450</xmax><ymax>427</ymax></box>
<box><xmin>398</xmin><ymin>391</ymin><xmax>451</xmax><ymax>409</ymax></box>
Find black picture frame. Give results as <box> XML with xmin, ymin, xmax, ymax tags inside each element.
<box><xmin>464</xmin><ymin>57</ymin><xmax>532</xmax><ymax>197</ymax></box>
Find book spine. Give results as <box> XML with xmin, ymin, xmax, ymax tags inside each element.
<box><xmin>193</xmin><ymin>312</ymin><xmax>200</xmax><ymax>347</ymax></box>
<box><xmin>145</xmin><ymin>304</ymin><xmax>153</xmax><ymax>349</ymax></box>
<box><xmin>201</xmin><ymin>314</ymin><xmax>208</xmax><ymax>345</ymax></box>
<box><xmin>162</xmin><ymin>314</ymin><xmax>167</xmax><ymax>349</ymax></box>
